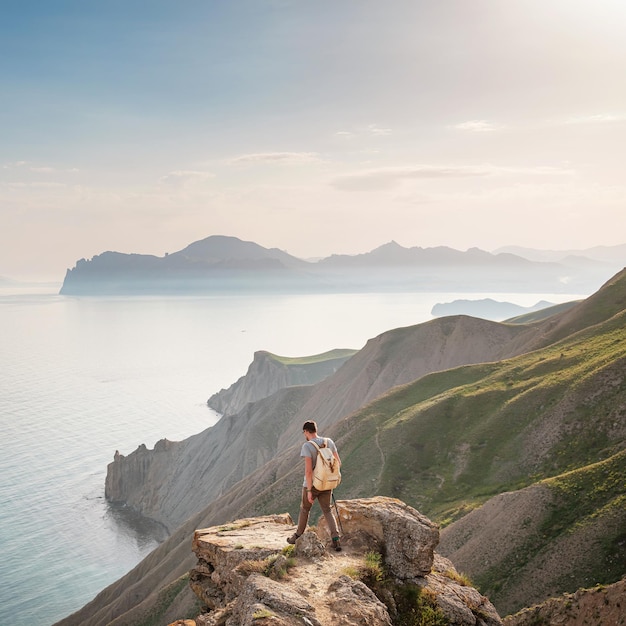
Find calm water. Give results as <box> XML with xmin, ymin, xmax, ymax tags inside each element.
<box><xmin>0</xmin><ymin>287</ymin><xmax>586</xmax><ymax>625</ymax></box>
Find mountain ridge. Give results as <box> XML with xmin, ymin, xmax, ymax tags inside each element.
<box><xmin>59</xmin><ymin>235</ymin><xmax>621</xmax><ymax>295</ymax></box>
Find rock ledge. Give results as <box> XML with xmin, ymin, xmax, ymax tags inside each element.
<box><xmin>180</xmin><ymin>497</ymin><xmax>502</xmax><ymax>626</ymax></box>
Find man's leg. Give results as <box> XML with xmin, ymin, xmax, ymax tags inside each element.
<box><xmin>316</xmin><ymin>489</ymin><xmax>339</xmax><ymax>537</ymax></box>
<box><xmin>295</xmin><ymin>487</ymin><xmax>313</xmax><ymax>535</ymax></box>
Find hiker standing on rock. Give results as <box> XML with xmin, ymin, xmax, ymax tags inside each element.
<box><xmin>287</xmin><ymin>420</ymin><xmax>343</xmax><ymax>551</ymax></box>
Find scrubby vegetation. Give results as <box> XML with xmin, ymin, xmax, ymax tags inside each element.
<box><xmin>355</xmin><ymin>552</ymin><xmax>449</xmax><ymax>626</ymax></box>
<box><xmin>237</xmin><ymin>551</ymin><xmax>297</xmax><ymax>580</ymax></box>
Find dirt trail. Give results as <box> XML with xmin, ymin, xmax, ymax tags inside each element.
<box><xmin>286</xmin><ymin>548</ymin><xmax>365</xmax><ymax>624</ymax></box>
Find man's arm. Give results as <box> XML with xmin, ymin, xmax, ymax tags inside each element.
<box><xmin>304</xmin><ymin>456</ymin><xmax>314</xmax><ymax>502</ymax></box>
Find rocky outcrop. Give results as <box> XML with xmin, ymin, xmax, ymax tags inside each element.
<box><xmin>316</xmin><ymin>497</ymin><xmax>439</xmax><ymax>578</ymax></box>
<box><xmin>207</xmin><ymin>349</ymin><xmax>356</xmax><ymax>417</ymax></box>
<box><xmin>185</xmin><ymin>497</ymin><xmax>502</xmax><ymax>626</ymax></box>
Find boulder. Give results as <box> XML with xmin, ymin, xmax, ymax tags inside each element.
<box><xmin>317</xmin><ymin>496</ymin><xmax>439</xmax><ymax>578</ymax></box>
<box><xmin>326</xmin><ymin>575</ymin><xmax>392</xmax><ymax>625</ymax></box>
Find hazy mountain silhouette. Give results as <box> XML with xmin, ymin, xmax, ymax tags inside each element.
<box><xmin>59</xmin><ymin>235</ymin><xmax>620</xmax><ymax>295</ymax></box>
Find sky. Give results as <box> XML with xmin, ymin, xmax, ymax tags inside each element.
<box><xmin>2</xmin><ymin>0</ymin><xmax>626</xmax><ymax>280</ymax></box>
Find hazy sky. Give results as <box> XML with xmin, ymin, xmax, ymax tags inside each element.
<box><xmin>2</xmin><ymin>0</ymin><xmax>626</xmax><ymax>279</ymax></box>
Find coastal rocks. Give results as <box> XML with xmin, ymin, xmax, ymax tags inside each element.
<box><xmin>105</xmin><ymin>438</ymin><xmax>180</xmax><ymax>518</ymax></box>
<box><xmin>103</xmin><ymin>384</ymin><xmax>314</xmax><ymax>531</ymax></box>
<box><xmin>317</xmin><ymin>496</ymin><xmax>439</xmax><ymax>578</ymax></box>
<box><xmin>186</xmin><ymin>498</ymin><xmax>502</xmax><ymax>626</ymax></box>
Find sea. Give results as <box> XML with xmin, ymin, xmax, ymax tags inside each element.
<box><xmin>0</xmin><ymin>285</ymin><xmax>588</xmax><ymax>626</ymax></box>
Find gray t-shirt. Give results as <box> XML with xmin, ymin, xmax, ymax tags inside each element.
<box><xmin>300</xmin><ymin>437</ymin><xmax>338</xmax><ymax>487</ymax></box>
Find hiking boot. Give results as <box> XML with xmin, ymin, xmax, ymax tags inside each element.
<box><xmin>287</xmin><ymin>533</ymin><xmax>300</xmax><ymax>545</ymax></box>
<box><xmin>332</xmin><ymin>537</ymin><xmax>342</xmax><ymax>552</ymax></box>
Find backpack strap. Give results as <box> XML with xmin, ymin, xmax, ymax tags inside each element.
<box><xmin>308</xmin><ymin>439</ymin><xmax>327</xmax><ymax>452</ymax></box>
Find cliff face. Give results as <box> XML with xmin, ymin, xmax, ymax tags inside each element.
<box><xmin>106</xmin><ymin>385</ymin><xmax>316</xmax><ymax>532</ymax></box>
<box><xmin>185</xmin><ymin>497</ymin><xmax>502</xmax><ymax>626</ymax></box>
<box><xmin>207</xmin><ymin>349</ymin><xmax>356</xmax><ymax>417</ymax></box>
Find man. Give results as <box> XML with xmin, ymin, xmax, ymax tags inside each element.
<box><xmin>287</xmin><ymin>420</ymin><xmax>342</xmax><ymax>551</ymax></box>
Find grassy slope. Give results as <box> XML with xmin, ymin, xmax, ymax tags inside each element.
<box><xmin>438</xmin><ymin>449</ymin><xmax>626</xmax><ymax>615</ymax></box>
<box><xmin>331</xmin><ymin>308</ymin><xmax>625</xmax><ymax>520</ymax></box>
<box><xmin>505</xmin><ymin>300</ymin><xmax>580</xmax><ymax>324</ymax></box>
<box><xmin>266</xmin><ymin>348</ymin><xmax>358</xmax><ymax>365</ymax></box>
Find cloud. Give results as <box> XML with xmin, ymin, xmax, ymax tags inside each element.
<box><xmin>563</xmin><ymin>113</ymin><xmax>626</xmax><ymax>125</ymax></box>
<box><xmin>331</xmin><ymin>164</ymin><xmax>493</xmax><ymax>191</ymax></box>
<box><xmin>2</xmin><ymin>161</ymin><xmax>79</xmax><ymax>174</ymax></box>
<box><xmin>1</xmin><ymin>160</ymin><xmax>28</xmax><ymax>169</ymax></box>
<box><xmin>451</xmin><ymin>120</ymin><xmax>503</xmax><ymax>132</ymax></box>
<box><xmin>334</xmin><ymin>125</ymin><xmax>392</xmax><ymax>138</ymax></box>
<box><xmin>159</xmin><ymin>170</ymin><xmax>216</xmax><ymax>183</ymax></box>
<box><xmin>331</xmin><ymin>163</ymin><xmax>573</xmax><ymax>191</ymax></box>
<box><xmin>31</xmin><ymin>182</ymin><xmax>67</xmax><ymax>188</ymax></box>
<box><xmin>229</xmin><ymin>152</ymin><xmax>321</xmax><ymax>165</ymax></box>
<box><xmin>367</xmin><ymin>124</ymin><xmax>392</xmax><ymax>136</ymax></box>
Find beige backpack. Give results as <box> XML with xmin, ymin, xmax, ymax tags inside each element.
<box><xmin>310</xmin><ymin>438</ymin><xmax>341</xmax><ymax>491</ymax></box>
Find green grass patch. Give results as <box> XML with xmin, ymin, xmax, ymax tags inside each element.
<box><xmin>267</xmin><ymin>349</ymin><xmax>357</xmax><ymax>365</ymax></box>
<box><xmin>347</xmin><ymin>551</ymin><xmax>449</xmax><ymax>625</ymax></box>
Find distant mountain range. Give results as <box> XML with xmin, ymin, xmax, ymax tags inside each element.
<box><xmin>494</xmin><ymin>243</ymin><xmax>626</xmax><ymax>265</ymax></box>
<box><xmin>58</xmin><ymin>235</ymin><xmax>625</xmax><ymax>295</ymax></box>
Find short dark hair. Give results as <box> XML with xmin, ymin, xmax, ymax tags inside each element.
<box><xmin>302</xmin><ymin>420</ymin><xmax>317</xmax><ymax>433</ymax></box>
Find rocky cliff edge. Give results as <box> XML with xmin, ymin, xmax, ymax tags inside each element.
<box><xmin>172</xmin><ymin>497</ymin><xmax>502</xmax><ymax>626</ymax></box>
